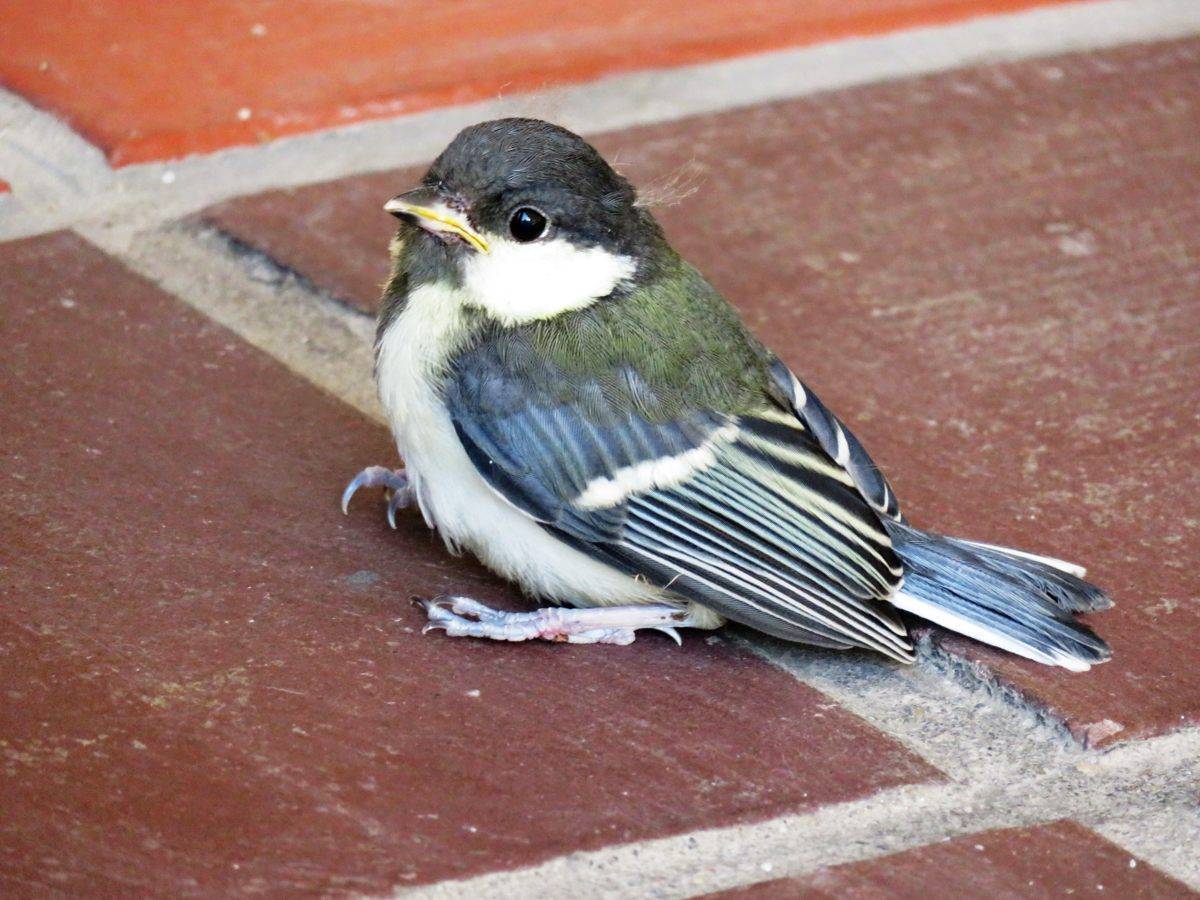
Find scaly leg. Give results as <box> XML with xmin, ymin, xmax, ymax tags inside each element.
<box><xmin>341</xmin><ymin>465</ymin><xmax>413</xmax><ymax>529</ymax></box>
<box><xmin>415</xmin><ymin>595</ymin><xmax>703</xmax><ymax>645</ymax></box>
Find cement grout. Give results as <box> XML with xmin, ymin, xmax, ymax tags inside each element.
<box><xmin>406</xmin><ymin>729</ymin><xmax>1200</xmax><ymax>898</ymax></box>
<box><xmin>1092</xmin><ymin>805</ymin><xmax>1200</xmax><ymax>890</ymax></box>
<box><xmin>0</xmin><ymin>89</ymin><xmax>112</xmax><ymax>237</ymax></box>
<box><xmin>740</xmin><ymin>635</ymin><xmax>1086</xmax><ymax>779</ymax></box>
<box><xmin>4</xmin><ymin>1</ymin><xmax>1200</xmax><ymax>243</ymax></box>
<box><xmin>78</xmin><ymin>222</ymin><xmax>384</xmax><ymax>425</ymax></box>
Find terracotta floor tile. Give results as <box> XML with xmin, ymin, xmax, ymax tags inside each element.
<box><xmin>0</xmin><ymin>233</ymin><xmax>936</xmax><ymax>893</ymax></box>
<box><xmin>711</xmin><ymin>820</ymin><xmax>1193</xmax><ymax>898</ymax></box>
<box><xmin>201</xmin><ymin>38</ymin><xmax>1200</xmax><ymax>746</ymax></box>
<box><xmin>204</xmin><ymin>169</ymin><xmax>405</xmax><ymax>314</ymax></box>
<box><xmin>0</xmin><ymin>1</ymin><xmax>1077</xmax><ymax>165</ymax></box>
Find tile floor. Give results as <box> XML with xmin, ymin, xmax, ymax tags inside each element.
<box><xmin>2</xmin><ymin>3</ymin><xmax>1197</xmax><ymax>896</ymax></box>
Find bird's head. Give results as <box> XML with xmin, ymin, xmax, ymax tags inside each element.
<box><xmin>385</xmin><ymin>118</ymin><xmax>664</xmax><ymax>325</ymax></box>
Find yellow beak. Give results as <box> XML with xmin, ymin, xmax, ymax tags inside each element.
<box><xmin>384</xmin><ymin>191</ymin><xmax>490</xmax><ymax>254</ymax></box>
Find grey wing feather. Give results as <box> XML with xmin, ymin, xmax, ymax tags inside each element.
<box><xmin>768</xmin><ymin>356</ymin><xmax>902</xmax><ymax>521</ymax></box>
<box><xmin>445</xmin><ymin>340</ymin><xmax>914</xmax><ymax>662</ymax></box>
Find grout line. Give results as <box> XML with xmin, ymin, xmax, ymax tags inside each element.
<box><xmin>915</xmin><ymin>635</ymin><xmax>1088</xmax><ymax>746</ymax></box>
<box><xmin>77</xmin><ymin>222</ymin><xmax>384</xmax><ymax>424</ymax></box>
<box><xmin>735</xmin><ymin>639</ymin><xmax>1200</xmax><ymax>889</ymax></box>
<box><xmin>1092</xmin><ymin>805</ymin><xmax>1200</xmax><ymax>890</ymax></box>
<box><xmin>4</xmin><ymin>0</ymin><xmax>1200</xmax><ymax>243</ymax></box>
<box><xmin>406</xmin><ymin>728</ymin><xmax>1200</xmax><ymax>898</ymax></box>
<box><xmin>0</xmin><ymin>89</ymin><xmax>112</xmax><ymax>207</ymax></box>
<box><xmin>738</xmin><ymin>634</ymin><xmax>1084</xmax><ymax>779</ymax></box>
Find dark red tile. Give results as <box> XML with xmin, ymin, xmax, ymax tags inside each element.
<box><xmin>0</xmin><ymin>624</ymin><xmax>325</xmax><ymax>895</ymax></box>
<box><xmin>201</xmin><ymin>38</ymin><xmax>1200</xmax><ymax>746</ymax></box>
<box><xmin>203</xmin><ymin>170</ymin><xmax>403</xmax><ymax>314</ymax></box>
<box><xmin>0</xmin><ymin>233</ymin><xmax>936</xmax><ymax>893</ymax></box>
<box><xmin>0</xmin><ymin>1</ymin><xmax>1076</xmax><ymax>165</ymax></box>
<box><xmin>713</xmin><ymin>821</ymin><xmax>1194</xmax><ymax>898</ymax></box>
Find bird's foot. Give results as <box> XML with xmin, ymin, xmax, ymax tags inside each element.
<box><xmin>413</xmin><ymin>596</ymin><xmax>699</xmax><ymax>645</ymax></box>
<box><xmin>341</xmin><ymin>465</ymin><xmax>413</xmax><ymax>528</ymax></box>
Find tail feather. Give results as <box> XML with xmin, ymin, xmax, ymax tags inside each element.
<box><xmin>956</xmin><ymin>538</ymin><xmax>1087</xmax><ymax>580</ymax></box>
<box><xmin>886</xmin><ymin>521</ymin><xmax>1112</xmax><ymax>671</ymax></box>
<box><xmin>953</xmin><ymin>539</ymin><xmax>1110</xmax><ymax>612</ymax></box>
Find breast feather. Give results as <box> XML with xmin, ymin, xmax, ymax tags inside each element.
<box><xmin>374</xmin><ymin>282</ymin><xmax>670</xmax><ymax>608</ymax></box>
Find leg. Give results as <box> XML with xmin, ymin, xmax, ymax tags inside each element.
<box><xmin>341</xmin><ymin>465</ymin><xmax>413</xmax><ymax>528</ymax></box>
<box><xmin>414</xmin><ymin>595</ymin><xmax>706</xmax><ymax>645</ymax></box>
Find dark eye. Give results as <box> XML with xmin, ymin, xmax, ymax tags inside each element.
<box><xmin>509</xmin><ymin>207</ymin><xmax>548</xmax><ymax>242</ymax></box>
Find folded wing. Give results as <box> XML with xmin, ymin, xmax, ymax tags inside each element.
<box><xmin>445</xmin><ymin>341</ymin><xmax>913</xmax><ymax>661</ymax></box>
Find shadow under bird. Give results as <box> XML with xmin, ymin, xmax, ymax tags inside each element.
<box><xmin>341</xmin><ymin>118</ymin><xmax>1112</xmax><ymax>671</ymax></box>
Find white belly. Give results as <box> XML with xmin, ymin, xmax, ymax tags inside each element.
<box><xmin>374</xmin><ymin>283</ymin><xmax>668</xmax><ymax>608</ymax></box>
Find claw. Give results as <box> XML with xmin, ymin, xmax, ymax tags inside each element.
<box><xmin>652</xmin><ymin>626</ymin><xmax>683</xmax><ymax>646</ymax></box>
<box><xmin>445</xmin><ymin>596</ymin><xmax>504</xmax><ymax>620</ymax></box>
<box><xmin>418</xmin><ymin>601</ymin><xmax>458</xmax><ymax>635</ymax></box>
<box><xmin>341</xmin><ymin>465</ymin><xmax>411</xmax><ymax>523</ymax></box>
<box><xmin>340</xmin><ymin>471</ymin><xmax>368</xmax><ymax>515</ymax></box>
<box><xmin>413</xmin><ymin>595</ymin><xmax>449</xmax><ymax>614</ymax></box>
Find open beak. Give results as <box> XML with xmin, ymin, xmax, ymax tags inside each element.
<box><xmin>384</xmin><ymin>187</ymin><xmax>489</xmax><ymax>254</ymax></box>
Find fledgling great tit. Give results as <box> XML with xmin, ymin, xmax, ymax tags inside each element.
<box><xmin>342</xmin><ymin>118</ymin><xmax>1111</xmax><ymax>670</ymax></box>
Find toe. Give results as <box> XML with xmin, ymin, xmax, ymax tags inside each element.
<box><xmin>446</xmin><ymin>596</ymin><xmax>502</xmax><ymax>620</ymax></box>
<box><xmin>412</xmin><ymin>595</ymin><xmax>452</xmax><ymax>612</ymax></box>
<box><xmin>341</xmin><ymin>465</ymin><xmax>407</xmax><ymax>516</ymax></box>
<box><xmin>418</xmin><ymin>600</ymin><xmax>461</xmax><ymax>631</ymax></box>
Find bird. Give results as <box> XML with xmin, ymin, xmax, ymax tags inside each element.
<box><xmin>341</xmin><ymin>118</ymin><xmax>1111</xmax><ymax>671</ymax></box>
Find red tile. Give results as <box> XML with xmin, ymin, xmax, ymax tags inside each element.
<box><xmin>712</xmin><ymin>821</ymin><xmax>1193</xmax><ymax>898</ymax></box>
<box><xmin>203</xmin><ymin>170</ymin><xmax>404</xmax><ymax>314</ymax></box>
<box><xmin>0</xmin><ymin>179</ymin><xmax>10</xmax><ymax>194</ymax></box>
<box><xmin>0</xmin><ymin>233</ymin><xmax>936</xmax><ymax>893</ymax></box>
<box><xmin>201</xmin><ymin>39</ymin><xmax>1200</xmax><ymax>745</ymax></box>
<box><xmin>1</xmin><ymin>0</ymin><xmax>1078</xmax><ymax>165</ymax></box>
<box><xmin>0</xmin><ymin>625</ymin><xmax>325</xmax><ymax>895</ymax></box>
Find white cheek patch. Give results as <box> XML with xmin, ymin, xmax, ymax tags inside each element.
<box><xmin>461</xmin><ymin>235</ymin><xmax>636</xmax><ymax>325</ymax></box>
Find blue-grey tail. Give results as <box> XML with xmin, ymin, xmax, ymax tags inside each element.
<box><xmin>885</xmin><ymin>521</ymin><xmax>1112</xmax><ymax>671</ymax></box>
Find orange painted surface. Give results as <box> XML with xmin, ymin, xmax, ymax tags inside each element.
<box><xmin>0</xmin><ymin>0</ymin><xmax>1080</xmax><ymax>165</ymax></box>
